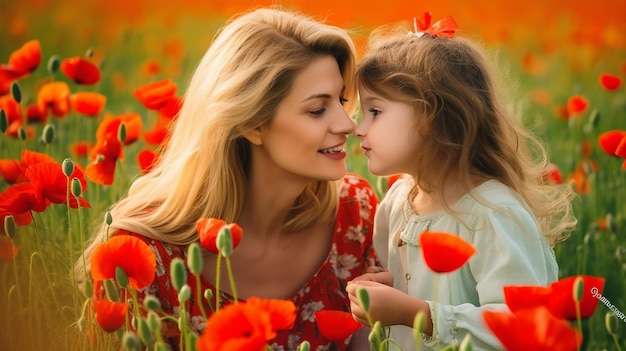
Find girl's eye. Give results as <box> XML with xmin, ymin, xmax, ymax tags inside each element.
<box><xmin>339</xmin><ymin>97</ymin><xmax>349</xmax><ymax>105</ymax></box>
<box><xmin>369</xmin><ymin>108</ymin><xmax>381</xmax><ymax>117</ymax></box>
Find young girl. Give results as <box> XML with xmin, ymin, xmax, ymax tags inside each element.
<box><xmin>346</xmin><ymin>15</ymin><xmax>576</xmax><ymax>350</ymax></box>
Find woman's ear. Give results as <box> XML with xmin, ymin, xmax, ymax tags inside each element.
<box><xmin>241</xmin><ymin>127</ymin><xmax>263</xmax><ymax>146</ymax></box>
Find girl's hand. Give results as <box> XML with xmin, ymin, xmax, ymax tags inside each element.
<box><xmin>351</xmin><ymin>267</ymin><xmax>394</xmax><ymax>286</ymax></box>
<box><xmin>346</xmin><ymin>280</ymin><xmax>432</xmax><ymax>334</ymax></box>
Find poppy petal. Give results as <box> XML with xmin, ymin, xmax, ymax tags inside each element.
<box><xmin>92</xmin><ymin>298</ymin><xmax>128</xmax><ymax>333</ymax></box>
<box><xmin>419</xmin><ymin>231</ymin><xmax>476</xmax><ymax>273</ymax></box>
<box><xmin>90</xmin><ymin>234</ymin><xmax>156</xmax><ymax>290</ymax></box>
<box><xmin>8</xmin><ymin>39</ymin><xmax>41</xmax><ymax>75</ymax></box>
<box><xmin>315</xmin><ymin>310</ymin><xmax>362</xmax><ymax>343</ymax></box>
<box><xmin>599</xmin><ymin>73</ymin><xmax>622</xmax><ymax>91</ymax></box>
<box><xmin>60</xmin><ymin>57</ymin><xmax>101</xmax><ymax>85</ymax></box>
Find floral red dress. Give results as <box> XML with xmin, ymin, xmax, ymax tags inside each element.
<box><xmin>125</xmin><ymin>173</ymin><xmax>379</xmax><ymax>350</ymax></box>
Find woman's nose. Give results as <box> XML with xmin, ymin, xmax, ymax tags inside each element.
<box><xmin>332</xmin><ymin>108</ymin><xmax>355</xmax><ymax>135</ymax></box>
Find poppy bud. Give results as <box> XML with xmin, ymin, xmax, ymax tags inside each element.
<box><xmin>118</xmin><ymin>123</ymin><xmax>127</xmax><ymax>144</ymax></box>
<box><xmin>0</xmin><ymin>109</ymin><xmax>7</xmax><ymax>134</ymax></box>
<box><xmin>4</xmin><ymin>215</ymin><xmax>17</xmax><ymax>240</ymax></box>
<box><xmin>41</xmin><ymin>123</ymin><xmax>56</xmax><ymax>145</ymax></box>
<box><xmin>47</xmin><ymin>55</ymin><xmax>61</xmax><ymax>75</ymax></box>
<box><xmin>170</xmin><ymin>257</ymin><xmax>187</xmax><ymax>292</ymax></box>
<box><xmin>187</xmin><ymin>242</ymin><xmax>202</xmax><ymax>276</ymax></box>
<box><xmin>573</xmin><ymin>276</ymin><xmax>584</xmax><ymax>303</ymax></box>
<box><xmin>217</xmin><ymin>226</ymin><xmax>233</xmax><ymax>257</ymax></box>
<box><xmin>18</xmin><ymin>127</ymin><xmax>26</xmax><ymax>140</ymax></box>
<box><xmin>122</xmin><ymin>331</ymin><xmax>142</xmax><ymax>351</ymax></box>
<box><xmin>72</xmin><ymin>177</ymin><xmax>83</xmax><ymax>198</ymax></box>
<box><xmin>143</xmin><ymin>295</ymin><xmax>161</xmax><ymax>311</ymax></box>
<box><xmin>368</xmin><ymin>321</ymin><xmax>383</xmax><ymax>345</ymax></box>
<box><xmin>605</xmin><ymin>312</ymin><xmax>619</xmax><ymax>336</ymax></box>
<box><xmin>11</xmin><ymin>82</ymin><xmax>21</xmax><ymax>104</ymax></box>
<box><xmin>204</xmin><ymin>289</ymin><xmax>213</xmax><ymax>301</ymax></box>
<box><xmin>296</xmin><ymin>341</ymin><xmax>310</xmax><ymax>351</ymax></box>
<box><xmin>178</xmin><ymin>284</ymin><xmax>191</xmax><ymax>304</ymax></box>
<box><xmin>459</xmin><ymin>333</ymin><xmax>472</xmax><ymax>351</ymax></box>
<box><xmin>104</xmin><ymin>279</ymin><xmax>120</xmax><ymax>302</ymax></box>
<box><xmin>154</xmin><ymin>342</ymin><xmax>169</xmax><ymax>351</ymax></box>
<box><xmin>105</xmin><ymin>211</ymin><xmax>113</xmax><ymax>226</ymax></box>
<box><xmin>62</xmin><ymin>158</ymin><xmax>75</xmax><ymax>178</ymax></box>
<box><xmin>137</xmin><ymin>317</ymin><xmax>153</xmax><ymax>346</ymax></box>
<box><xmin>115</xmin><ymin>266</ymin><xmax>129</xmax><ymax>289</ymax></box>
<box><xmin>83</xmin><ymin>279</ymin><xmax>94</xmax><ymax>298</ymax></box>
<box><xmin>357</xmin><ymin>287</ymin><xmax>370</xmax><ymax>312</ymax></box>
<box><xmin>86</xmin><ymin>47</ymin><xmax>94</xmax><ymax>58</ymax></box>
<box><xmin>178</xmin><ymin>310</ymin><xmax>186</xmax><ymax>332</ymax></box>
<box><xmin>412</xmin><ymin>310</ymin><xmax>426</xmax><ymax>340</ymax></box>
<box><xmin>147</xmin><ymin>311</ymin><xmax>161</xmax><ymax>333</ymax></box>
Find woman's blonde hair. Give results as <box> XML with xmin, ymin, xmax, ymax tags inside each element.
<box><xmin>357</xmin><ymin>26</ymin><xmax>576</xmax><ymax>246</ymax></box>
<box><xmin>77</xmin><ymin>7</ymin><xmax>357</xmax><ymax>280</ymax></box>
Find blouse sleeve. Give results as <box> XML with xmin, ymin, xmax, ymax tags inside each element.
<box><xmin>427</xmin><ymin>204</ymin><xmax>559</xmax><ymax>349</ymax></box>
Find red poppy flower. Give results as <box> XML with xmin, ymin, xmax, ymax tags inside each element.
<box><xmin>8</xmin><ymin>39</ymin><xmax>41</xmax><ymax>75</ymax></box>
<box><xmin>70</xmin><ymin>141</ymin><xmax>94</xmax><ymax>158</ymax></box>
<box><xmin>37</xmin><ymin>81</ymin><xmax>71</xmax><ymax>118</ymax></box>
<box><xmin>197</xmin><ymin>218</ymin><xmax>243</xmax><ymax>254</ymax></box>
<box><xmin>542</xmin><ymin>163</ymin><xmax>562</xmax><ymax>184</ymax></box>
<box><xmin>483</xmin><ymin>306</ymin><xmax>582</xmax><ymax>351</ymax></box>
<box><xmin>60</xmin><ymin>57</ymin><xmax>101</xmax><ymax>85</ymax></box>
<box><xmin>70</xmin><ymin>92</ymin><xmax>107</xmax><ymax>116</ymax></box>
<box><xmin>581</xmin><ymin>139</ymin><xmax>593</xmax><ymax>157</ymax></box>
<box><xmin>616</xmin><ymin>137</ymin><xmax>626</xmax><ymax>169</ymax></box>
<box><xmin>547</xmin><ymin>275</ymin><xmax>604</xmax><ymax>320</ymax></box>
<box><xmin>419</xmin><ymin>231</ymin><xmax>476</xmax><ymax>273</ymax></box>
<box><xmin>144</xmin><ymin>115</ymin><xmax>172</xmax><ymax>146</ymax></box>
<box><xmin>0</xmin><ymin>150</ymin><xmax>56</xmax><ymax>184</ymax></box>
<box><xmin>566</xmin><ymin>95</ymin><xmax>589</xmax><ymax>116</ymax></box>
<box><xmin>137</xmin><ymin>149</ymin><xmax>158</xmax><ymax>174</ymax></box>
<box><xmin>599</xmin><ymin>73</ymin><xmax>622</xmax><ymax>91</ymax></box>
<box><xmin>0</xmin><ymin>235</ymin><xmax>19</xmax><ymax>261</ymax></box>
<box><xmin>197</xmin><ymin>301</ymin><xmax>274</xmax><ymax>351</ymax></box>
<box><xmin>566</xmin><ymin>168</ymin><xmax>591</xmax><ymax>195</ymax></box>
<box><xmin>92</xmin><ymin>298</ymin><xmax>128</xmax><ymax>333</ymax></box>
<box><xmin>133</xmin><ymin>79</ymin><xmax>178</xmax><ymax>110</ymax></box>
<box><xmin>0</xmin><ymin>182</ymin><xmax>47</xmax><ymax>216</ymax></box>
<box><xmin>0</xmin><ymin>66</ymin><xmax>22</xmax><ymax>95</ymax></box>
<box><xmin>85</xmin><ymin>113</ymin><xmax>142</xmax><ymax>185</ymax></box>
<box><xmin>0</xmin><ymin>95</ymin><xmax>22</xmax><ymax>126</ymax></box>
<box><xmin>247</xmin><ymin>297</ymin><xmax>296</xmax><ymax>331</ymax></box>
<box><xmin>315</xmin><ymin>310</ymin><xmax>362</xmax><ymax>349</ymax></box>
<box><xmin>24</xmin><ymin>162</ymin><xmax>90</xmax><ymax>209</ymax></box>
<box><xmin>598</xmin><ymin>130</ymin><xmax>626</xmax><ymax>156</ymax></box>
<box><xmin>24</xmin><ymin>103</ymin><xmax>47</xmax><ymax>124</ymax></box>
<box><xmin>503</xmin><ymin>285</ymin><xmax>552</xmax><ymax>313</ymax></box>
<box><xmin>90</xmin><ymin>234</ymin><xmax>156</xmax><ymax>290</ymax></box>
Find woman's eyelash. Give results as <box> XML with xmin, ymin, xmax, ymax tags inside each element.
<box><xmin>310</xmin><ymin>108</ymin><xmax>326</xmax><ymax>115</ymax></box>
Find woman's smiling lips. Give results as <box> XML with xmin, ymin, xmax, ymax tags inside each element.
<box><xmin>319</xmin><ymin>143</ymin><xmax>347</xmax><ymax>160</ymax></box>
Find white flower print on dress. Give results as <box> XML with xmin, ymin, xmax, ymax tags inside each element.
<box><xmin>334</xmin><ymin>254</ymin><xmax>359</xmax><ymax>279</ymax></box>
<box><xmin>345</xmin><ymin>224</ymin><xmax>365</xmax><ymax>243</ymax></box>
<box><xmin>301</xmin><ymin>301</ymin><xmax>324</xmax><ymax>322</ymax></box>
<box><xmin>355</xmin><ymin>187</ymin><xmax>374</xmax><ymax>220</ymax></box>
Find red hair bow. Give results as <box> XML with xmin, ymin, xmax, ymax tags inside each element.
<box><xmin>413</xmin><ymin>12</ymin><xmax>457</xmax><ymax>38</ymax></box>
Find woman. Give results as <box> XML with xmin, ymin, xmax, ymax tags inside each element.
<box><xmin>78</xmin><ymin>7</ymin><xmax>379</xmax><ymax>350</ymax></box>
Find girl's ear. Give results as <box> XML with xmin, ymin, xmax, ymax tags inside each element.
<box><xmin>241</xmin><ymin>127</ymin><xmax>263</xmax><ymax>146</ymax></box>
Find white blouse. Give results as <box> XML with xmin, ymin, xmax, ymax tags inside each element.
<box><xmin>374</xmin><ymin>179</ymin><xmax>558</xmax><ymax>350</ymax></box>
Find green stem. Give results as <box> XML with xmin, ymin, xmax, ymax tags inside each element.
<box><xmin>195</xmin><ymin>274</ymin><xmax>208</xmax><ymax>320</ymax></box>
<box><xmin>215</xmin><ymin>254</ymin><xmax>221</xmax><ymax>311</ymax></box>
<box><xmin>225</xmin><ymin>256</ymin><xmax>238</xmax><ymax>303</ymax></box>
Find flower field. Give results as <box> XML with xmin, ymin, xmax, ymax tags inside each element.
<box><xmin>0</xmin><ymin>0</ymin><xmax>625</xmax><ymax>350</ymax></box>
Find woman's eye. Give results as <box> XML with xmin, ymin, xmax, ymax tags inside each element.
<box><xmin>369</xmin><ymin>108</ymin><xmax>381</xmax><ymax>117</ymax></box>
<box><xmin>309</xmin><ymin>108</ymin><xmax>326</xmax><ymax>115</ymax></box>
